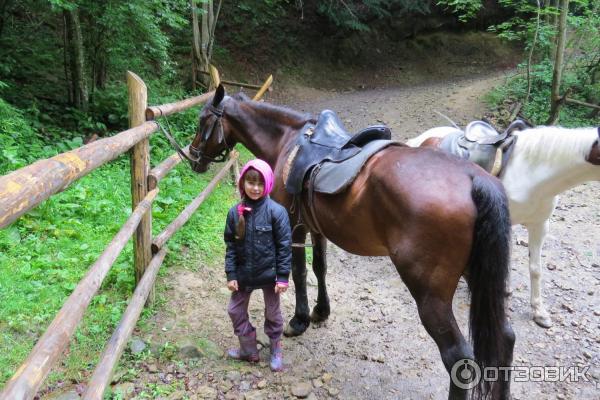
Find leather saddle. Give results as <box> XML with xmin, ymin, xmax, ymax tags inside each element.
<box><xmin>439</xmin><ymin>119</ymin><xmax>527</xmax><ymax>176</ymax></box>
<box><xmin>284</xmin><ymin>110</ymin><xmax>391</xmax><ymax>194</ymax></box>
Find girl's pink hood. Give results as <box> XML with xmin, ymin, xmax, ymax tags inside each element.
<box><xmin>238</xmin><ymin>159</ymin><xmax>275</xmax><ymax>197</ymax></box>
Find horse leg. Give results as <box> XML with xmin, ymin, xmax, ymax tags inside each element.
<box><xmin>284</xmin><ymin>224</ymin><xmax>311</xmax><ymax>336</ymax></box>
<box><xmin>413</xmin><ymin>285</ymin><xmax>514</xmax><ymax>400</ymax></box>
<box><xmin>309</xmin><ymin>232</ymin><xmax>330</xmax><ymax>323</ymax></box>
<box><xmin>526</xmin><ymin>220</ymin><xmax>552</xmax><ymax>328</ymax></box>
<box><xmin>413</xmin><ymin>289</ymin><xmax>474</xmax><ymax>400</ymax></box>
<box><xmin>494</xmin><ymin>320</ymin><xmax>516</xmax><ymax>400</ymax></box>
<box><xmin>390</xmin><ymin>253</ymin><xmax>472</xmax><ymax>399</ymax></box>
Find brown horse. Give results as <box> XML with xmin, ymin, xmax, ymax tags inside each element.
<box><xmin>190</xmin><ymin>85</ymin><xmax>514</xmax><ymax>400</ymax></box>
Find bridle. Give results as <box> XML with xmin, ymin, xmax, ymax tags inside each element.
<box><xmin>189</xmin><ymin>98</ymin><xmax>233</xmax><ymax>164</ymax></box>
<box><xmin>157</xmin><ymin>98</ymin><xmax>233</xmax><ymax>171</ymax></box>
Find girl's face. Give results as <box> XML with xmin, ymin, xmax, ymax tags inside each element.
<box><xmin>243</xmin><ymin>170</ymin><xmax>265</xmax><ymax>200</ymax></box>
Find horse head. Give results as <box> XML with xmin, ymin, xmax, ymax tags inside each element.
<box><xmin>190</xmin><ymin>84</ymin><xmax>236</xmax><ymax>173</ymax></box>
<box><xmin>585</xmin><ymin>127</ymin><xmax>600</xmax><ymax>166</ymax></box>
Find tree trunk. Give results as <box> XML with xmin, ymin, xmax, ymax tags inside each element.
<box><xmin>550</xmin><ymin>0</ymin><xmax>559</xmax><ymax>27</ymax></box>
<box><xmin>90</xmin><ymin>36</ymin><xmax>105</xmax><ymax>96</ymax></box>
<box><xmin>191</xmin><ymin>0</ymin><xmax>207</xmax><ymax>87</ymax></box>
<box><xmin>546</xmin><ymin>0</ymin><xmax>569</xmax><ymax>125</ymax></box>
<box><xmin>525</xmin><ymin>0</ymin><xmax>542</xmax><ymax>104</ymax></box>
<box><xmin>94</xmin><ymin>48</ymin><xmax>108</xmax><ymax>90</ymax></box>
<box><xmin>0</xmin><ymin>0</ymin><xmax>11</xmax><ymax>39</ymax></box>
<box><xmin>64</xmin><ymin>8</ymin><xmax>89</xmax><ymax>111</ymax></box>
<box><xmin>587</xmin><ymin>59</ymin><xmax>600</xmax><ymax>118</ymax></box>
<box><xmin>207</xmin><ymin>0</ymin><xmax>222</xmax><ymax>78</ymax></box>
<box><xmin>201</xmin><ymin>0</ymin><xmax>212</xmax><ymax>69</ymax></box>
<box><xmin>191</xmin><ymin>0</ymin><xmax>222</xmax><ymax>89</ymax></box>
<box><xmin>548</xmin><ymin>0</ymin><xmax>560</xmax><ymax>60</ymax></box>
<box><xmin>89</xmin><ymin>46</ymin><xmax>107</xmax><ymax>104</ymax></box>
<box><xmin>63</xmin><ymin>12</ymin><xmax>73</xmax><ymax>105</ymax></box>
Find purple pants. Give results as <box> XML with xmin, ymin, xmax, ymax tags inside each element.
<box><xmin>227</xmin><ymin>286</ymin><xmax>283</xmax><ymax>340</ymax></box>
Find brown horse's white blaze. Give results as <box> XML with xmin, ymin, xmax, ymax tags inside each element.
<box><xmin>192</xmin><ymin>84</ymin><xmax>515</xmax><ymax>400</ymax></box>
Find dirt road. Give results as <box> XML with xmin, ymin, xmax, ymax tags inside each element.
<box><xmin>128</xmin><ymin>71</ymin><xmax>599</xmax><ymax>400</ymax></box>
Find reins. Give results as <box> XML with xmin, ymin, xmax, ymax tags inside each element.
<box><xmin>156</xmin><ymin>120</ymin><xmax>199</xmax><ymax>166</ymax></box>
<box><xmin>157</xmin><ymin>99</ymin><xmax>233</xmax><ymax>170</ymax></box>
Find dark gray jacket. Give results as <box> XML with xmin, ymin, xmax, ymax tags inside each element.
<box><xmin>224</xmin><ymin>197</ymin><xmax>292</xmax><ymax>290</ymax></box>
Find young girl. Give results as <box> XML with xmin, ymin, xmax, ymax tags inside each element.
<box><xmin>224</xmin><ymin>158</ymin><xmax>291</xmax><ymax>372</ymax></box>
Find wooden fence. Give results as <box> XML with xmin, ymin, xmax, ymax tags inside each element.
<box><xmin>0</xmin><ymin>69</ymin><xmax>272</xmax><ymax>400</ymax></box>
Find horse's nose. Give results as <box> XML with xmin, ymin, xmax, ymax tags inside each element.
<box><xmin>192</xmin><ymin>161</ymin><xmax>209</xmax><ymax>173</ymax></box>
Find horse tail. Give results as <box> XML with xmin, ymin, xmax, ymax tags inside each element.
<box><xmin>468</xmin><ymin>174</ymin><xmax>511</xmax><ymax>397</ymax></box>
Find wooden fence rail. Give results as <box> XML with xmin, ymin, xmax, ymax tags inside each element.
<box><xmin>145</xmin><ymin>91</ymin><xmax>215</xmax><ymax>120</ymax></box>
<box><xmin>0</xmin><ymin>121</ymin><xmax>157</xmax><ymax>229</ymax></box>
<box><xmin>0</xmin><ymin>67</ymin><xmax>272</xmax><ymax>400</ymax></box>
<box><xmin>0</xmin><ymin>188</ymin><xmax>158</xmax><ymax>399</ymax></box>
<box><xmin>152</xmin><ymin>152</ymin><xmax>238</xmax><ymax>253</ymax></box>
<box><xmin>148</xmin><ymin>144</ymin><xmax>190</xmax><ymax>190</ymax></box>
<box><xmin>83</xmin><ymin>248</ymin><xmax>168</xmax><ymax>400</ymax></box>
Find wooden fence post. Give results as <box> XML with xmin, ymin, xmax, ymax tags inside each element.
<box><xmin>127</xmin><ymin>71</ymin><xmax>153</xmax><ymax>302</ymax></box>
<box><xmin>253</xmin><ymin>74</ymin><xmax>273</xmax><ymax>101</ymax></box>
<box><xmin>209</xmin><ymin>64</ymin><xmax>220</xmax><ymax>89</ymax></box>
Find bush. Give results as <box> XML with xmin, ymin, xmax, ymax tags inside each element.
<box><xmin>0</xmin><ymin>98</ymin><xmax>47</xmax><ymax>173</ymax></box>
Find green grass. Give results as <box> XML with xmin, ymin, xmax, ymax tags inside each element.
<box><xmin>0</xmin><ymin>99</ymin><xmax>250</xmax><ymax>389</ymax></box>
<box><xmin>0</xmin><ymin>155</ymin><xmax>239</xmax><ymax>388</ymax></box>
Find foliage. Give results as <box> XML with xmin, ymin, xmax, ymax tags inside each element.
<box><xmin>0</xmin><ymin>99</ymin><xmax>47</xmax><ymax>173</ymax></box>
<box><xmin>499</xmin><ymin>0</ymin><xmax>600</xmax><ymax>123</ymax></box>
<box><xmin>442</xmin><ymin>0</ymin><xmax>600</xmax><ymax>123</ymax></box>
<box><xmin>0</xmin><ymin>0</ymin><xmax>188</xmax><ymax>134</ymax></box>
<box><xmin>219</xmin><ymin>0</ymin><xmax>295</xmax><ymax>56</ymax></box>
<box><xmin>316</xmin><ymin>0</ymin><xmax>433</xmax><ymax>31</ymax></box>
<box><xmin>233</xmin><ymin>0</ymin><xmax>291</xmax><ymax>29</ymax></box>
<box><xmin>487</xmin><ymin>59</ymin><xmax>600</xmax><ymax>127</ymax></box>
<box><xmin>436</xmin><ymin>0</ymin><xmax>481</xmax><ymax>22</ymax></box>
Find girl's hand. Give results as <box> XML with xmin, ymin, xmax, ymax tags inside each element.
<box><xmin>275</xmin><ymin>283</ymin><xmax>288</xmax><ymax>294</ymax></box>
<box><xmin>227</xmin><ymin>280</ymin><xmax>239</xmax><ymax>292</ymax></box>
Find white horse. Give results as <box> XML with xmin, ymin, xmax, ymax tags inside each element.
<box><xmin>407</xmin><ymin>125</ymin><xmax>600</xmax><ymax>327</ymax></box>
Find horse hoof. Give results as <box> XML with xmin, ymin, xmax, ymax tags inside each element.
<box><xmin>533</xmin><ymin>314</ymin><xmax>552</xmax><ymax>328</ymax></box>
<box><xmin>283</xmin><ymin>324</ymin><xmax>300</xmax><ymax>337</ymax></box>
<box><xmin>310</xmin><ymin>307</ymin><xmax>330</xmax><ymax>323</ymax></box>
<box><xmin>284</xmin><ymin>317</ymin><xmax>309</xmax><ymax>337</ymax></box>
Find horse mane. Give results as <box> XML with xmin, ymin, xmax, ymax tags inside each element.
<box><xmin>235</xmin><ymin>95</ymin><xmax>314</xmax><ymax>128</ymax></box>
<box><xmin>516</xmin><ymin>126</ymin><xmax>598</xmax><ymax>164</ymax></box>
<box><xmin>232</xmin><ymin>91</ymin><xmax>251</xmax><ymax>102</ymax></box>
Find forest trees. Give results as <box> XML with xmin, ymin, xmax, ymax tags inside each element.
<box><xmin>314</xmin><ymin>0</ymin><xmax>435</xmax><ymax>31</ymax></box>
<box><xmin>0</xmin><ymin>0</ymin><xmax>188</xmax><ymax>130</ymax></box>
<box><xmin>0</xmin><ymin>0</ymin><xmax>598</xmax><ymax>132</ymax></box>
<box><xmin>482</xmin><ymin>0</ymin><xmax>599</xmax><ymax>124</ymax></box>
<box><xmin>191</xmin><ymin>0</ymin><xmax>222</xmax><ymax>90</ymax></box>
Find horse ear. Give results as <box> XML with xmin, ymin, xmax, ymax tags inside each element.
<box><xmin>213</xmin><ymin>84</ymin><xmax>225</xmax><ymax>106</ymax></box>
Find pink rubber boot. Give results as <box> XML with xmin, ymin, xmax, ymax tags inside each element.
<box><xmin>227</xmin><ymin>331</ymin><xmax>259</xmax><ymax>362</ymax></box>
<box><xmin>269</xmin><ymin>338</ymin><xmax>283</xmax><ymax>371</ymax></box>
